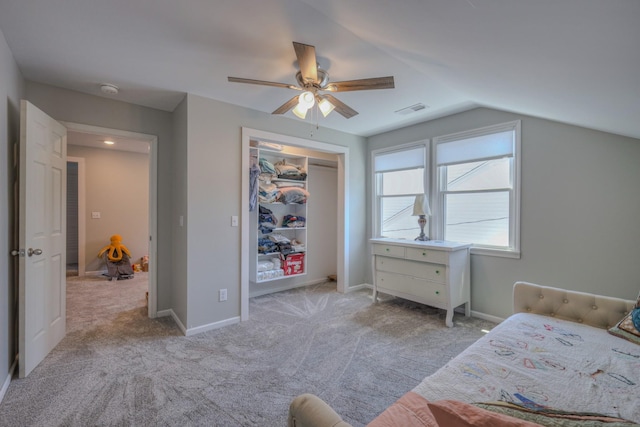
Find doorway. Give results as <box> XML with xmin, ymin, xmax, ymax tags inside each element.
<box><xmin>62</xmin><ymin>122</ymin><xmax>158</xmax><ymax>318</ymax></box>
<box><xmin>66</xmin><ymin>157</ymin><xmax>83</xmax><ymax>277</ymax></box>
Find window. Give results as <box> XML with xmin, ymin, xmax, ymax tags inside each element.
<box><xmin>434</xmin><ymin>121</ymin><xmax>520</xmax><ymax>257</ymax></box>
<box><xmin>373</xmin><ymin>143</ymin><xmax>428</xmax><ymax>239</ymax></box>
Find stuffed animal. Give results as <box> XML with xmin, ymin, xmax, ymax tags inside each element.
<box><xmin>98</xmin><ymin>234</ymin><xmax>131</xmax><ymax>262</ymax></box>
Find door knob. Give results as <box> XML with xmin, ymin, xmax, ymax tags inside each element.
<box><xmin>28</xmin><ymin>248</ymin><xmax>43</xmax><ymax>257</ymax></box>
<box><xmin>11</xmin><ymin>249</ymin><xmax>25</xmax><ymax>257</ymax></box>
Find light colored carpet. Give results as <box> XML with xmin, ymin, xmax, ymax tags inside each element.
<box><xmin>0</xmin><ymin>275</ymin><xmax>496</xmax><ymax>426</ymax></box>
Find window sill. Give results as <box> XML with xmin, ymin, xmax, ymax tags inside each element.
<box><xmin>470</xmin><ymin>246</ymin><xmax>521</xmax><ymax>259</ymax></box>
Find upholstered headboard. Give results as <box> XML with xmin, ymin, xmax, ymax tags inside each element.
<box><xmin>513</xmin><ymin>281</ymin><xmax>635</xmax><ymax>329</ymax></box>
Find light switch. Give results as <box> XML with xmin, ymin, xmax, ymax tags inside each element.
<box><xmin>231</xmin><ymin>216</ymin><xmax>238</xmax><ymax>227</ymax></box>
<box><xmin>91</xmin><ymin>212</ymin><xmax>101</xmax><ymax>219</ymax></box>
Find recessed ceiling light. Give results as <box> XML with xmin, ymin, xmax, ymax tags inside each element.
<box><xmin>104</xmin><ymin>140</ymin><xmax>115</xmax><ymax>145</ymax></box>
<box><xmin>100</xmin><ymin>83</ymin><xmax>119</xmax><ymax>95</ymax></box>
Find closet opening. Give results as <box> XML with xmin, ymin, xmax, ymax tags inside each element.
<box><xmin>249</xmin><ymin>142</ymin><xmax>338</xmax><ymax>298</ymax></box>
<box><xmin>241</xmin><ymin>128</ymin><xmax>349</xmax><ymax>321</ymax></box>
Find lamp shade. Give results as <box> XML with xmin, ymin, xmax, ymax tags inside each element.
<box><xmin>292</xmin><ymin>91</ymin><xmax>315</xmax><ymax>119</ymax></box>
<box><xmin>317</xmin><ymin>96</ymin><xmax>335</xmax><ymax>117</ymax></box>
<box><xmin>292</xmin><ymin>104</ymin><xmax>309</xmax><ymax>119</ymax></box>
<box><xmin>412</xmin><ymin>194</ymin><xmax>431</xmax><ymax>216</ymax></box>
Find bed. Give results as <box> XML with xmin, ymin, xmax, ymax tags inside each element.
<box><xmin>288</xmin><ymin>282</ymin><xmax>640</xmax><ymax>426</ymax></box>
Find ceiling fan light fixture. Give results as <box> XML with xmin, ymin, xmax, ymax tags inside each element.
<box><xmin>298</xmin><ymin>91</ymin><xmax>315</xmax><ymax>108</ymax></box>
<box><xmin>292</xmin><ymin>104</ymin><xmax>309</xmax><ymax>119</ymax></box>
<box><xmin>318</xmin><ymin>97</ymin><xmax>335</xmax><ymax>117</ymax></box>
<box><xmin>292</xmin><ymin>91</ymin><xmax>315</xmax><ymax>119</ymax></box>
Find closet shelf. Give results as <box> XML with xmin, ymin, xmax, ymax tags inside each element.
<box><xmin>258</xmin><ymin>250</ymin><xmax>306</xmax><ymax>257</ymax></box>
<box><xmin>257</xmin><ymin>271</ymin><xmax>307</xmax><ymax>283</ymax></box>
<box><xmin>272</xmin><ymin>178</ymin><xmax>307</xmax><ymax>184</ymax></box>
<box><xmin>261</xmin><ymin>227</ymin><xmax>306</xmax><ymax>232</ymax></box>
<box><xmin>259</xmin><ymin>202</ymin><xmax>306</xmax><ymax>206</ymax></box>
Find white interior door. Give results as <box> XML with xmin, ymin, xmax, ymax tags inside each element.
<box><xmin>18</xmin><ymin>100</ymin><xmax>67</xmax><ymax>378</ymax></box>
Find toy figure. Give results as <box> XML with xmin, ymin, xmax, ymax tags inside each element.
<box><xmin>98</xmin><ymin>234</ymin><xmax>131</xmax><ymax>262</ymax></box>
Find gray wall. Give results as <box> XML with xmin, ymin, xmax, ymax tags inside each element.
<box><xmin>67</xmin><ymin>144</ymin><xmax>149</xmax><ymax>271</ymax></box>
<box><xmin>181</xmin><ymin>93</ymin><xmax>367</xmax><ymax>330</ymax></box>
<box><xmin>0</xmin><ymin>27</ymin><xmax>24</xmax><ymax>388</ymax></box>
<box><xmin>171</xmin><ymin>96</ymin><xmax>188</xmax><ymax>325</ymax></box>
<box><xmin>25</xmin><ymin>81</ymin><xmax>176</xmax><ymax>312</ymax></box>
<box><xmin>368</xmin><ymin>107</ymin><xmax>640</xmax><ymax>319</ymax></box>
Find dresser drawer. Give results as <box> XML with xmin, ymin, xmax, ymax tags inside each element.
<box><xmin>405</xmin><ymin>247</ymin><xmax>448</xmax><ymax>264</ymax></box>
<box><xmin>372</xmin><ymin>244</ymin><xmax>405</xmax><ymax>258</ymax></box>
<box><xmin>376</xmin><ymin>271</ymin><xmax>447</xmax><ymax>305</ymax></box>
<box><xmin>376</xmin><ymin>256</ymin><xmax>446</xmax><ymax>284</ymax></box>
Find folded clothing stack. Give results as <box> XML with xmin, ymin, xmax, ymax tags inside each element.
<box><xmin>259</xmin><ymin>205</ymin><xmax>278</xmax><ymax>234</ymax></box>
<box><xmin>256</xmin><ymin>257</ymin><xmax>283</xmax><ymax>281</ymax></box>
<box><xmin>282</xmin><ymin>215</ymin><xmax>306</xmax><ymax>228</ymax></box>
<box><xmin>274</xmin><ymin>159</ymin><xmax>307</xmax><ymax>181</ymax></box>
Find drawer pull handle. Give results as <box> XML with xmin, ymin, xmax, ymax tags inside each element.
<box><xmin>435</xmin><ymin>270</ymin><xmax>440</xmax><ymax>274</ymax></box>
<box><xmin>435</xmin><ymin>291</ymin><xmax>440</xmax><ymax>295</ymax></box>
<box><xmin>422</xmin><ymin>252</ymin><xmax>426</xmax><ymax>256</ymax></box>
<box><xmin>385</xmin><ymin>248</ymin><xmax>390</xmax><ymax>252</ymax></box>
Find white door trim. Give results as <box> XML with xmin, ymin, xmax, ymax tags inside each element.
<box><xmin>240</xmin><ymin>127</ymin><xmax>350</xmax><ymax>321</ymax></box>
<box><xmin>66</xmin><ymin>156</ymin><xmax>86</xmax><ymax>277</ymax></box>
<box><xmin>60</xmin><ymin>122</ymin><xmax>159</xmax><ymax>318</ymax></box>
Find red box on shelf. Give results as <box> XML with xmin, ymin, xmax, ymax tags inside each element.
<box><xmin>281</xmin><ymin>253</ymin><xmax>305</xmax><ymax>276</ymax></box>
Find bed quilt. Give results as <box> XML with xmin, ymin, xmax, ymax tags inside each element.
<box><xmin>412</xmin><ymin>313</ymin><xmax>640</xmax><ymax>423</ymax></box>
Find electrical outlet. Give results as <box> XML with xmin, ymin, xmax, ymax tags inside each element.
<box><xmin>219</xmin><ymin>288</ymin><xmax>227</xmax><ymax>302</ymax></box>
<box><xmin>91</xmin><ymin>211</ymin><xmax>101</xmax><ymax>219</ymax></box>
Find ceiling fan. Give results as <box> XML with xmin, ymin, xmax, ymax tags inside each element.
<box><xmin>228</xmin><ymin>42</ymin><xmax>394</xmax><ymax>119</ymax></box>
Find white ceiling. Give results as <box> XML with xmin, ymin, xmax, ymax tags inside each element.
<box><xmin>1</xmin><ymin>0</ymin><xmax>638</xmax><ymax>139</ymax></box>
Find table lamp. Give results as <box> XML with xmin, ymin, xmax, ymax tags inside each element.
<box><xmin>413</xmin><ymin>194</ymin><xmax>431</xmax><ymax>241</ymax></box>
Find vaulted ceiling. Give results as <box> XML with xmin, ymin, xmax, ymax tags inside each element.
<box><xmin>1</xmin><ymin>0</ymin><xmax>638</xmax><ymax>138</ymax></box>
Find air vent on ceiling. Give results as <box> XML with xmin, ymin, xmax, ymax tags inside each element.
<box><xmin>395</xmin><ymin>103</ymin><xmax>428</xmax><ymax>115</ymax></box>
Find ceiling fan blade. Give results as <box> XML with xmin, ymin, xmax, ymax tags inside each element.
<box><xmin>293</xmin><ymin>42</ymin><xmax>318</xmax><ymax>84</ymax></box>
<box><xmin>324</xmin><ymin>76</ymin><xmax>395</xmax><ymax>92</ymax></box>
<box><xmin>228</xmin><ymin>76</ymin><xmax>301</xmax><ymax>90</ymax></box>
<box><xmin>322</xmin><ymin>94</ymin><xmax>358</xmax><ymax>119</ymax></box>
<box><xmin>272</xmin><ymin>96</ymin><xmax>300</xmax><ymax>115</ymax></box>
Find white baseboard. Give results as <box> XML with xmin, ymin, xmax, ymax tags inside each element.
<box><xmin>185</xmin><ymin>317</ymin><xmax>240</xmax><ymax>336</ymax></box>
<box><xmin>157</xmin><ymin>308</ymin><xmax>241</xmax><ymax>337</ymax></box>
<box><xmin>345</xmin><ymin>283</ymin><xmax>371</xmax><ymax>293</ymax></box>
<box><xmin>0</xmin><ymin>355</ymin><xmax>18</xmax><ymax>404</ymax></box>
<box><xmin>470</xmin><ymin>310</ymin><xmax>505</xmax><ymax>324</ymax></box>
<box><xmin>84</xmin><ymin>270</ymin><xmax>105</xmax><ymax>275</ymax></box>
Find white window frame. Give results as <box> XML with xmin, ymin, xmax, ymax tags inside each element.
<box><xmin>432</xmin><ymin>121</ymin><xmax>521</xmax><ymax>258</ymax></box>
<box><xmin>371</xmin><ymin>140</ymin><xmax>430</xmax><ymax>239</ymax></box>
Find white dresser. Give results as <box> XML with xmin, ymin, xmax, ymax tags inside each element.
<box><xmin>370</xmin><ymin>238</ymin><xmax>471</xmax><ymax>327</ymax></box>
